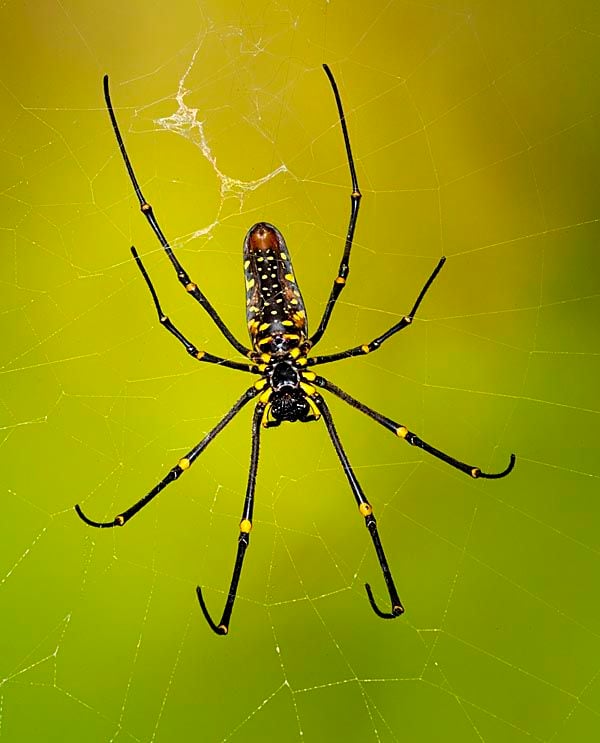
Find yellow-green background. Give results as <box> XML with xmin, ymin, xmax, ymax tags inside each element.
<box><xmin>1</xmin><ymin>1</ymin><xmax>599</xmax><ymax>741</ymax></box>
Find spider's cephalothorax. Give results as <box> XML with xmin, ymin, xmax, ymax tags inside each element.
<box><xmin>75</xmin><ymin>65</ymin><xmax>516</xmax><ymax>638</ymax></box>
<box><xmin>260</xmin><ymin>359</ymin><xmax>321</xmax><ymax>427</ymax></box>
<box><xmin>244</xmin><ymin>222</ymin><xmax>310</xmax><ymax>361</ymax></box>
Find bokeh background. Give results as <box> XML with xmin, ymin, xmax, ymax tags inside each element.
<box><xmin>1</xmin><ymin>1</ymin><xmax>599</xmax><ymax>740</ymax></box>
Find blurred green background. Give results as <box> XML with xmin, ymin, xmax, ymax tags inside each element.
<box><xmin>1</xmin><ymin>1</ymin><xmax>599</xmax><ymax>741</ymax></box>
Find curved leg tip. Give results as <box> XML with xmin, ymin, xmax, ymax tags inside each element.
<box><xmin>74</xmin><ymin>504</ymin><xmax>119</xmax><ymax>528</ymax></box>
<box><xmin>365</xmin><ymin>583</ymin><xmax>405</xmax><ymax>620</ymax></box>
<box><xmin>477</xmin><ymin>452</ymin><xmax>516</xmax><ymax>480</ymax></box>
<box><xmin>196</xmin><ymin>586</ymin><xmax>228</xmax><ymax>636</ymax></box>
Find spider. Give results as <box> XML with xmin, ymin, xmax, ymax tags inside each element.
<box><xmin>75</xmin><ymin>64</ymin><xmax>516</xmax><ymax>636</ymax></box>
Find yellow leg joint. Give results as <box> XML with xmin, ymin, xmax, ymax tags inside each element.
<box><xmin>261</xmin><ymin>402</ymin><xmax>273</xmax><ymax>427</ymax></box>
<box><xmin>335</xmin><ymin>276</ymin><xmax>346</xmax><ymax>284</ymax></box>
<box><xmin>302</xmin><ymin>371</ymin><xmax>316</xmax><ymax>381</ymax></box>
<box><xmin>218</xmin><ymin>624</ymin><xmax>228</xmax><ymax>634</ymax></box>
<box><xmin>141</xmin><ymin>202</ymin><xmax>151</xmax><ymax>212</ymax></box>
<box><xmin>196</xmin><ymin>351</ymin><xmax>205</xmax><ymax>360</ymax></box>
<box><xmin>361</xmin><ymin>344</ymin><xmax>370</xmax><ymax>353</ymax></box>
<box><xmin>259</xmin><ymin>388</ymin><xmax>272</xmax><ymax>404</ymax></box>
<box><xmin>396</xmin><ymin>426</ymin><xmax>408</xmax><ymax>438</ymax></box>
<box><xmin>240</xmin><ymin>519</ymin><xmax>252</xmax><ymax>533</ymax></box>
<box><xmin>115</xmin><ymin>515</ymin><xmax>125</xmax><ymax>526</ymax></box>
<box><xmin>185</xmin><ymin>282</ymin><xmax>197</xmax><ymax>293</ymax></box>
<box><xmin>306</xmin><ymin>397</ymin><xmax>321</xmax><ymax>420</ymax></box>
<box><xmin>178</xmin><ymin>457</ymin><xmax>191</xmax><ymax>470</ymax></box>
<box><xmin>471</xmin><ymin>468</ymin><xmax>481</xmax><ymax>479</ymax></box>
<box><xmin>300</xmin><ymin>382</ymin><xmax>316</xmax><ymax>396</ymax></box>
<box><xmin>254</xmin><ymin>378</ymin><xmax>268</xmax><ymax>391</ymax></box>
<box><xmin>359</xmin><ymin>503</ymin><xmax>373</xmax><ymax>517</ymax></box>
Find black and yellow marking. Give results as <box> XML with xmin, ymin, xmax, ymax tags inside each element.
<box><xmin>243</xmin><ymin>222</ymin><xmax>309</xmax><ymax>357</ymax></box>
<box><xmin>78</xmin><ymin>67</ymin><xmax>515</xmax><ymax>639</ymax></box>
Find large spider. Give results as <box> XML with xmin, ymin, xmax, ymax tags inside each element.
<box><xmin>75</xmin><ymin>65</ymin><xmax>515</xmax><ymax>635</ymax></box>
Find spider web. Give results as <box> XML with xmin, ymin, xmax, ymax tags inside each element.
<box><xmin>1</xmin><ymin>0</ymin><xmax>600</xmax><ymax>741</ymax></box>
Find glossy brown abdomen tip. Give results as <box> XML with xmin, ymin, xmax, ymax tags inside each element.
<box><xmin>248</xmin><ymin>222</ymin><xmax>279</xmax><ymax>251</ymax></box>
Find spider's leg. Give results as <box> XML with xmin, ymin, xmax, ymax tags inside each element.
<box><xmin>131</xmin><ymin>247</ymin><xmax>258</xmax><ymax>374</ymax></box>
<box><xmin>314</xmin><ymin>376</ymin><xmax>515</xmax><ymax>479</ymax></box>
<box><xmin>314</xmin><ymin>392</ymin><xmax>404</xmax><ymax>619</ymax></box>
<box><xmin>103</xmin><ymin>76</ymin><xmax>250</xmax><ymax>357</ymax></box>
<box><xmin>308</xmin><ymin>257</ymin><xmax>446</xmax><ymax>366</ymax></box>
<box><xmin>309</xmin><ymin>64</ymin><xmax>362</xmax><ymax>348</ymax></box>
<box><xmin>197</xmin><ymin>402</ymin><xmax>264</xmax><ymax>635</ymax></box>
<box><xmin>74</xmin><ymin>386</ymin><xmax>260</xmax><ymax>528</ymax></box>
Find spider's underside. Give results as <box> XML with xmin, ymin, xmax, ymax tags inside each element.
<box><xmin>75</xmin><ymin>65</ymin><xmax>515</xmax><ymax>636</ymax></box>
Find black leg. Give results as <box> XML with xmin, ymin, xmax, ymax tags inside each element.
<box><xmin>308</xmin><ymin>257</ymin><xmax>446</xmax><ymax>366</ymax></box>
<box><xmin>197</xmin><ymin>402</ymin><xmax>264</xmax><ymax>635</ymax></box>
<box><xmin>314</xmin><ymin>376</ymin><xmax>515</xmax><ymax>479</ymax></box>
<box><xmin>131</xmin><ymin>247</ymin><xmax>259</xmax><ymax>374</ymax></box>
<box><xmin>314</xmin><ymin>392</ymin><xmax>404</xmax><ymax>619</ymax></box>
<box><xmin>309</xmin><ymin>64</ymin><xmax>362</xmax><ymax>348</ymax></box>
<box><xmin>74</xmin><ymin>386</ymin><xmax>259</xmax><ymax>528</ymax></box>
<box><xmin>103</xmin><ymin>75</ymin><xmax>250</xmax><ymax>357</ymax></box>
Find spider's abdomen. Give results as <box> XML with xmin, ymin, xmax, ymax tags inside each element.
<box><xmin>243</xmin><ymin>223</ymin><xmax>308</xmax><ymax>357</ymax></box>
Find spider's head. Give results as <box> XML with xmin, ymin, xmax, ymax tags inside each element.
<box><xmin>265</xmin><ymin>388</ymin><xmax>320</xmax><ymax>427</ymax></box>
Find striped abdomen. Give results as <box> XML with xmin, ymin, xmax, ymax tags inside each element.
<box><xmin>244</xmin><ymin>223</ymin><xmax>308</xmax><ymax>357</ymax></box>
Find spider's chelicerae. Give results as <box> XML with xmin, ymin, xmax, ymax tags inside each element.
<box><xmin>75</xmin><ymin>65</ymin><xmax>515</xmax><ymax>635</ymax></box>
